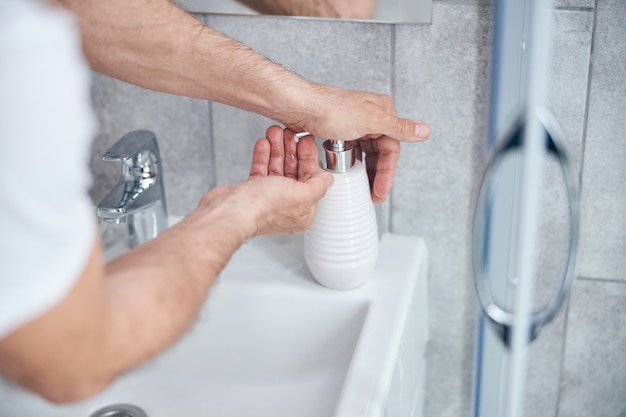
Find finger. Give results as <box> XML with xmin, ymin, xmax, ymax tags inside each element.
<box><xmin>371</xmin><ymin>137</ymin><xmax>400</xmax><ymax>203</ymax></box>
<box><xmin>297</xmin><ymin>135</ymin><xmax>321</xmax><ymax>181</ymax></box>
<box><xmin>354</xmin><ymin>142</ymin><xmax>363</xmax><ymax>162</ymax></box>
<box><xmin>358</xmin><ymin>139</ymin><xmax>377</xmax><ymax>191</ymax></box>
<box><xmin>371</xmin><ymin>114</ymin><xmax>431</xmax><ymax>143</ymax></box>
<box><xmin>283</xmin><ymin>129</ymin><xmax>299</xmax><ymax>179</ymax></box>
<box><xmin>303</xmin><ymin>171</ymin><xmax>334</xmax><ymax>202</ymax></box>
<box><xmin>359</xmin><ymin>138</ymin><xmax>377</xmax><ymax>154</ymax></box>
<box><xmin>266</xmin><ymin>125</ymin><xmax>285</xmax><ymax>176</ymax></box>
<box><xmin>249</xmin><ymin>138</ymin><xmax>270</xmax><ymax>179</ymax></box>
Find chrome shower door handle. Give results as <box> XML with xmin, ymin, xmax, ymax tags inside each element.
<box><xmin>472</xmin><ymin>108</ymin><xmax>580</xmax><ymax>347</ymax></box>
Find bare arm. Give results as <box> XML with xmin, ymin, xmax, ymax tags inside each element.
<box><xmin>59</xmin><ymin>0</ymin><xmax>309</xmax><ymax>124</ymax></box>
<box><xmin>58</xmin><ymin>0</ymin><xmax>430</xmax><ymax>202</ymax></box>
<box><xmin>0</xmin><ymin>128</ymin><xmax>332</xmax><ymax>403</ymax></box>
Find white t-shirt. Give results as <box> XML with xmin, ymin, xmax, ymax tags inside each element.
<box><xmin>0</xmin><ymin>0</ymin><xmax>97</xmax><ymax>338</ymax></box>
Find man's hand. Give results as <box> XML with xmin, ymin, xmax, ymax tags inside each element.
<box><xmin>282</xmin><ymin>85</ymin><xmax>431</xmax><ymax>203</ymax></box>
<box><xmin>196</xmin><ymin>126</ymin><xmax>333</xmax><ymax>236</ymax></box>
<box><xmin>247</xmin><ymin>126</ymin><xmax>335</xmax><ymax>235</ymax></box>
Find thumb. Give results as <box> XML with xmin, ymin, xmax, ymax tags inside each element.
<box><xmin>303</xmin><ymin>171</ymin><xmax>334</xmax><ymax>202</ymax></box>
<box><xmin>380</xmin><ymin>115</ymin><xmax>431</xmax><ymax>142</ymax></box>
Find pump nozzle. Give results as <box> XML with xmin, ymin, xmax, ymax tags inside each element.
<box><xmin>323</xmin><ymin>139</ymin><xmax>355</xmax><ymax>173</ymax></box>
<box><xmin>331</xmin><ymin>140</ymin><xmax>345</xmax><ymax>152</ymax></box>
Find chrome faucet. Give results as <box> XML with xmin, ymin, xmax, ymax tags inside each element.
<box><xmin>97</xmin><ymin>130</ymin><xmax>168</xmax><ymax>248</ymax></box>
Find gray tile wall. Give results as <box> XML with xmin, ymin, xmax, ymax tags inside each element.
<box><xmin>558</xmin><ymin>1</ymin><xmax>626</xmax><ymax>416</ymax></box>
<box><xmin>559</xmin><ymin>278</ymin><xmax>626</xmax><ymax>417</ymax></box>
<box><xmin>393</xmin><ymin>5</ymin><xmax>491</xmax><ymax>416</ymax></box>
<box><xmin>579</xmin><ymin>0</ymin><xmax>626</xmax><ymax>282</ymax></box>
<box><xmin>88</xmin><ymin>0</ymin><xmax>625</xmax><ymax>415</ymax></box>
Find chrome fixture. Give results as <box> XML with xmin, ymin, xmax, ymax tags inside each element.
<box><xmin>323</xmin><ymin>139</ymin><xmax>356</xmax><ymax>173</ymax></box>
<box><xmin>89</xmin><ymin>403</ymin><xmax>147</xmax><ymax>417</ymax></box>
<box><xmin>97</xmin><ymin>130</ymin><xmax>168</xmax><ymax>248</ymax></box>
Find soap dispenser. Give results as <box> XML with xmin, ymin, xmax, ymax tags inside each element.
<box><xmin>304</xmin><ymin>139</ymin><xmax>379</xmax><ymax>290</ymax></box>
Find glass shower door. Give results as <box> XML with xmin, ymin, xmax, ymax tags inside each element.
<box><xmin>470</xmin><ymin>1</ymin><xmax>580</xmax><ymax>417</ymax></box>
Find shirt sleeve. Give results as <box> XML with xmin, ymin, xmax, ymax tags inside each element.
<box><xmin>0</xmin><ymin>0</ymin><xmax>98</xmax><ymax>339</ymax></box>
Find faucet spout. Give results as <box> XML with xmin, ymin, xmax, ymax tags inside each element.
<box><xmin>97</xmin><ymin>130</ymin><xmax>168</xmax><ymax>248</ymax></box>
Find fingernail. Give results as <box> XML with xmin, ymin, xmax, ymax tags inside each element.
<box><xmin>414</xmin><ymin>122</ymin><xmax>431</xmax><ymax>139</ymax></box>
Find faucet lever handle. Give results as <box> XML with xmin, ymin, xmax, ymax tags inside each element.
<box><xmin>103</xmin><ymin>130</ymin><xmax>160</xmax><ymax>163</ymax></box>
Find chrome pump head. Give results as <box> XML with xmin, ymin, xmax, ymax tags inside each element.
<box><xmin>323</xmin><ymin>139</ymin><xmax>356</xmax><ymax>173</ymax></box>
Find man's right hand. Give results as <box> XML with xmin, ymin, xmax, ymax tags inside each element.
<box><xmin>59</xmin><ymin>0</ymin><xmax>427</xmax><ymax>204</ymax></box>
<box><xmin>280</xmin><ymin>84</ymin><xmax>431</xmax><ymax>203</ymax></box>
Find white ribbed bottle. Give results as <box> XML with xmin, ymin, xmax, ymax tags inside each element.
<box><xmin>304</xmin><ymin>140</ymin><xmax>379</xmax><ymax>290</ymax></box>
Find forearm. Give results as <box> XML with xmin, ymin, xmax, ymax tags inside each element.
<box><xmin>102</xmin><ymin>203</ymin><xmax>253</xmax><ymax>369</ymax></box>
<box><xmin>0</xmin><ymin>191</ymin><xmax>256</xmax><ymax>403</ymax></box>
<box><xmin>59</xmin><ymin>0</ymin><xmax>316</xmax><ymax>126</ymax></box>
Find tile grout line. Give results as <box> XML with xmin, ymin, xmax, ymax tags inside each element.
<box><xmin>577</xmin><ymin>275</ymin><xmax>626</xmax><ymax>284</ymax></box>
<box><xmin>433</xmin><ymin>0</ymin><xmax>593</xmax><ymax>12</ymax></box>
<box><xmin>208</xmin><ymin>100</ymin><xmax>217</xmax><ymax>189</ymax></box>
<box><xmin>577</xmin><ymin>0</ymin><xmax>599</xmax><ymax>188</ymax></box>
<box><xmin>203</xmin><ymin>14</ymin><xmax>218</xmax><ymax>190</ymax></box>
<box><xmin>553</xmin><ymin>6</ymin><xmax>594</xmax><ymax>12</ymax></box>
<box><xmin>554</xmin><ymin>290</ymin><xmax>572</xmax><ymax>417</ymax></box>
<box><xmin>388</xmin><ymin>23</ymin><xmax>396</xmax><ymax>234</ymax></box>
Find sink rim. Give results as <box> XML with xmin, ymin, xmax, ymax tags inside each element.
<box><xmin>209</xmin><ymin>231</ymin><xmax>428</xmax><ymax>417</ymax></box>
<box><xmin>1</xmin><ymin>218</ymin><xmax>428</xmax><ymax>417</ymax></box>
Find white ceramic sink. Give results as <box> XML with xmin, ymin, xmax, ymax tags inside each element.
<box><xmin>0</xmin><ymin>228</ymin><xmax>428</xmax><ymax>417</ymax></box>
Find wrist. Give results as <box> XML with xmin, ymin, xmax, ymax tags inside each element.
<box><xmin>268</xmin><ymin>79</ymin><xmax>328</xmax><ymax>133</ymax></box>
<box><xmin>190</xmin><ymin>185</ymin><xmax>259</xmax><ymax>242</ymax></box>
